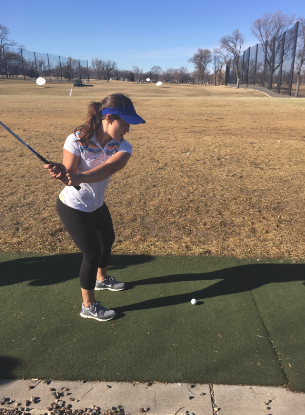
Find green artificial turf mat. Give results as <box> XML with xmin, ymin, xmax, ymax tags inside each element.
<box><xmin>1</xmin><ymin>253</ymin><xmax>300</xmax><ymax>388</ymax></box>
<box><xmin>246</xmin><ymin>261</ymin><xmax>305</xmax><ymax>391</ymax></box>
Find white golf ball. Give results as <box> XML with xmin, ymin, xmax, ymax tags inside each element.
<box><xmin>191</xmin><ymin>299</ymin><xmax>197</xmax><ymax>305</ymax></box>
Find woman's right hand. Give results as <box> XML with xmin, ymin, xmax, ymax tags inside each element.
<box><xmin>44</xmin><ymin>162</ymin><xmax>82</xmax><ymax>187</ymax></box>
<box><xmin>60</xmin><ymin>171</ymin><xmax>83</xmax><ymax>187</ymax></box>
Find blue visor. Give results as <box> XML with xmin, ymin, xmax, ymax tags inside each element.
<box><xmin>101</xmin><ymin>105</ymin><xmax>145</xmax><ymax>125</ymax></box>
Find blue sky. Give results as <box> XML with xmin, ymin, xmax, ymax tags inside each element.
<box><xmin>2</xmin><ymin>0</ymin><xmax>304</xmax><ymax>73</ymax></box>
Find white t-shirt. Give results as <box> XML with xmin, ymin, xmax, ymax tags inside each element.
<box><xmin>59</xmin><ymin>133</ymin><xmax>133</xmax><ymax>212</ymax></box>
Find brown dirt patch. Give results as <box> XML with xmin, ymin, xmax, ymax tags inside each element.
<box><xmin>1</xmin><ymin>79</ymin><xmax>305</xmax><ymax>259</ymax></box>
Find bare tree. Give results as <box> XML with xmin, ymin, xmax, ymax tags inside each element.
<box><xmin>18</xmin><ymin>44</ymin><xmax>26</xmax><ymax>78</ymax></box>
<box><xmin>53</xmin><ymin>60</ymin><xmax>62</xmax><ymax>79</ymax></box>
<box><xmin>248</xmin><ymin>56</ymin><xmax>263</xmax><ymax>84</ymax></box>
<box><xmin>91</xmin><ymin>58</ymin><xmax>104</xmax><ymax>79</ymax></box>
<box><xmin>1</xmin><ymin>44</ymin><xmax>28</xmax><ymax>79</ymax></box>
<box><xmin>37</xmin><ymin>58</ymin><xmax>46</xmax><ymax>75</ymax></box>
<box><xmin>67</xmin><ymin>57</ymin><xmax>79</xmax><ymax>79</ymax></box>
<box><xmin>176</xmin><ymin>66</ymin><xmax>190</xmax><ymax>83</ymax></box>
<box><xmin>188</xmin><ymin>48</ymin><xmax>212</xmax><ymax>85</ymax></box>
<box><xmin>117</xmin><ymin>69</ymin><xmax>129</xmax><ymax>80</ymax></box>
<box><xmin>63</xmin><ymin>60</ymin><xmax>72</xmax><ymax>80</ymax></box>
<box><xmin>0</xmin><ymin>24</ymin><xmax>18</xmax><ymax>78</ymax></box>
<box><xmin>251</xmin><ymin>11</ymin><xmax>295</xmax><ymax>46</ymax></box>
<box><xmin>212</xmin><ymin>49</ymin><xmax>223</xmax><ymax>85</ymax></box>
<box><xmin>0</xmin><ymin>24</ymin><xmax>17</xmax><ymax>54</ymax></box>
<box><xmin>150</xmin><ymin>65</ymin><xmax>162</xmax><ymax>82</ymax></box>
<box><xmin>103</xmin><ymin>60</ymin><xmax>117</xmax><ymax>82</ymax></box>
<box><xmin>162</xmin><ymin>68</ymin><xmax>176</xmax><ymax>83</ymax></box>
<box><xmin>5</xmin><ymin>50</ymin><xmax>20</xmax><ymax>78</ymax></box>
<box><xmin>217</xmin><ymin>66</ymin><xmax>226</xmax><ymax>85</ymax></box>
<box><xmin>133</xmin><ymin>66</ymin><xmax>143</xmax><ymax>82</ymax></box>
<box><xmin>251</xmin><ymin>11</ymin><xmax>296</xmax><ymax>83</ymax></box>
<box><xmin>295</xmin><ymin>18</ymin><xmax>305</xmax><ymax>97</ymax></box>
<box><xmin>189</xmin><ymin>71</ymin><xmax>197</xmax><ymax>84</ymax></box>
<box><xmin>215</xmin><ymin>29</ymin><xmax>245</xmax><ymax>88</ymax></box>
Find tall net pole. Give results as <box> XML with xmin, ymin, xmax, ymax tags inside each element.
<box><xmin>47</xmin><ymin>53</ymin><xmax>51</xmax><ymax>82</ymax></box>
<box><xmin>21</xmin><ymin>49</ymin><xmax>25</xmax><ymax>80</ymax></box>
<box><xmin>225</xmin><ymin>61</ymin><xmax>229</xmax><ymax>85</ymax></box>
<box><xmin>59</xmin><ymin>56</ymin><xmax>62</xmax><ymax>80</ymax></box>
<box><xmin>263</xmin><ymin>40</ymin><xmax>268</xmax><ymax>87</ymax></box>
<box><xmin>268</xmin><ymin>38</ymin><xmax>275</xmax><ymax>90</ymax></box>
<box><xmin>3</xmin><ymin>47</ymin><xmax>8</xmax><ymax>79</ymax></box>
<box><xmin>246</xmin><ymin>47</ymin><xmax>250</xmax><ymax>86</ymax></box>
<box><xmin>253</xmin><ymin>44</ymin><xmax>258</xmax><ymax>85</ymax></box>
<box><xmin>289</xmin><ymin>21</ymin><xmax>299</xmax><ymax>96</ymax></box>
<box><xmin>239</xmin><ymin>52</ymin><xmax>245</xmax><ymax>84</ymax></box>
<box><xmin>34</xmin><ymin>52</ymin><xmax>38</xmax><ymax>78</ymax></box>
<box><xmin>278</xmin><ymin>32</ymin><xmax>286</xmax><ymax>94</ymax></box>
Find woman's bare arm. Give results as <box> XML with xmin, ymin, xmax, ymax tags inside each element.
<box><xmin>46</xmin><ymin>151</ymin><xmax>131</xmax><ymax>187</ymax></box>
<box><xmin>63</xmin><ymin>149</ymin><xmax>79</xmax><ymax>173</ymax></box>
<box><xmin>73</xmin><ymin>151</ymin><xmax>131</xmax><ymax>185</ymax></box>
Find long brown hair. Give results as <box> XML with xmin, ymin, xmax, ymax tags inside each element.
<box><xmin>74</xmin><ymin>93</ymin><xmax>133</xmax><ymax>143</ymax></box>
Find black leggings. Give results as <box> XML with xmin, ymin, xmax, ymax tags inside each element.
<box><xmin>57</xmin><ymin>198</ymin><xmax>115</xmax><ymax>290</ymax></box>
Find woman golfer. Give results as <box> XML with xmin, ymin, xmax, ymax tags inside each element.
<box><xmin>45</xmin><ymin>93</ymin><xmax>145</xmax><ymax>322</ymax></box>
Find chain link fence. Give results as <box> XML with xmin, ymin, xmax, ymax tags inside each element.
<box><xmin>225</xmin><ymin>21</ymin><xmax>305</xmax><ymax>97</ymax></box>
<box><xmin>0</xmin><ymin>47</ymin><xmax>89</xmax><ymax>82</ymax></box>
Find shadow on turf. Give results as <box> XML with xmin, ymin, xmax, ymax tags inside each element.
<box><xmin>114</xmin><ymin>262</ymin><xmax>305</xmax><ymax>313</ymax></box>
<box><xmin>1</xmin><ymin>254</ymin><xmax>304</xmax><ymax>313</ymax></box>
<box><xmin>0</xmin><ymin>253</ymin><xmax>154</xmax><ymax>287</ymax></box>
<box><xmin>0</xmin><ymin>356</ymin><xmax>20</xmax><ymax>378</ymax></box>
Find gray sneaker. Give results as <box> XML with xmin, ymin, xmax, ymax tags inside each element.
<box><xmin>95</xmin><ymin>276</ymin><xmax>125</xmax><ymax>291</ymax></box>
<box><xmin>80</xmin><ymin>301</ymin><xmax>116</xmax><ymax>321</ymax></box>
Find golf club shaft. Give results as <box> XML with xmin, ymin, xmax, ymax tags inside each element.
<box><xmin>0</xmin><ymin>120</ymin><xmax>80</xmax><ymax>191</ymax></box>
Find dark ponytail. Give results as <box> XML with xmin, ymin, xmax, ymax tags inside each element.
<box><xmin>73</xmin><ymin>101</ymin><xmax>102</xmax><ymax>143</ymax></box>
<box><xmin>73</xmin><ymin>93</ymin><xmax>133</xmax><ymax>143</ymax></box>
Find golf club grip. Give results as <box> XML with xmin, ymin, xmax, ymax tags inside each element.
<box><xmin>48</xmin><ymin>160</ymin><xmax>81</xmax><ymax>192</ymax></box>
<box><xmin>48</xmin><ymin>161</ymin><xmax>81</xmax><ymax>191</ymax></box>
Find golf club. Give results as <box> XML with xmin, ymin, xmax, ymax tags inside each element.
<box><xmin>0</xmin><ymin>120</ymin><xmax>80</xmax><ymax>190</ymax></box>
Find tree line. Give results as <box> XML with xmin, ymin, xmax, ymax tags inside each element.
<box><xmin>1</xmin><ymin>11</ymin><xmax>304</xmax><ymax>91</ymax></box>
<box><xmin>0</xmin><ymin>23</ymin><xmax>221</xmax><ymax>84</ymax></box>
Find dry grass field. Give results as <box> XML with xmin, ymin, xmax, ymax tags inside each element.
<box><xmin>1</xmin><ymin>79</ymin><xmax>305</xmax><ymax>259</ymax></box>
